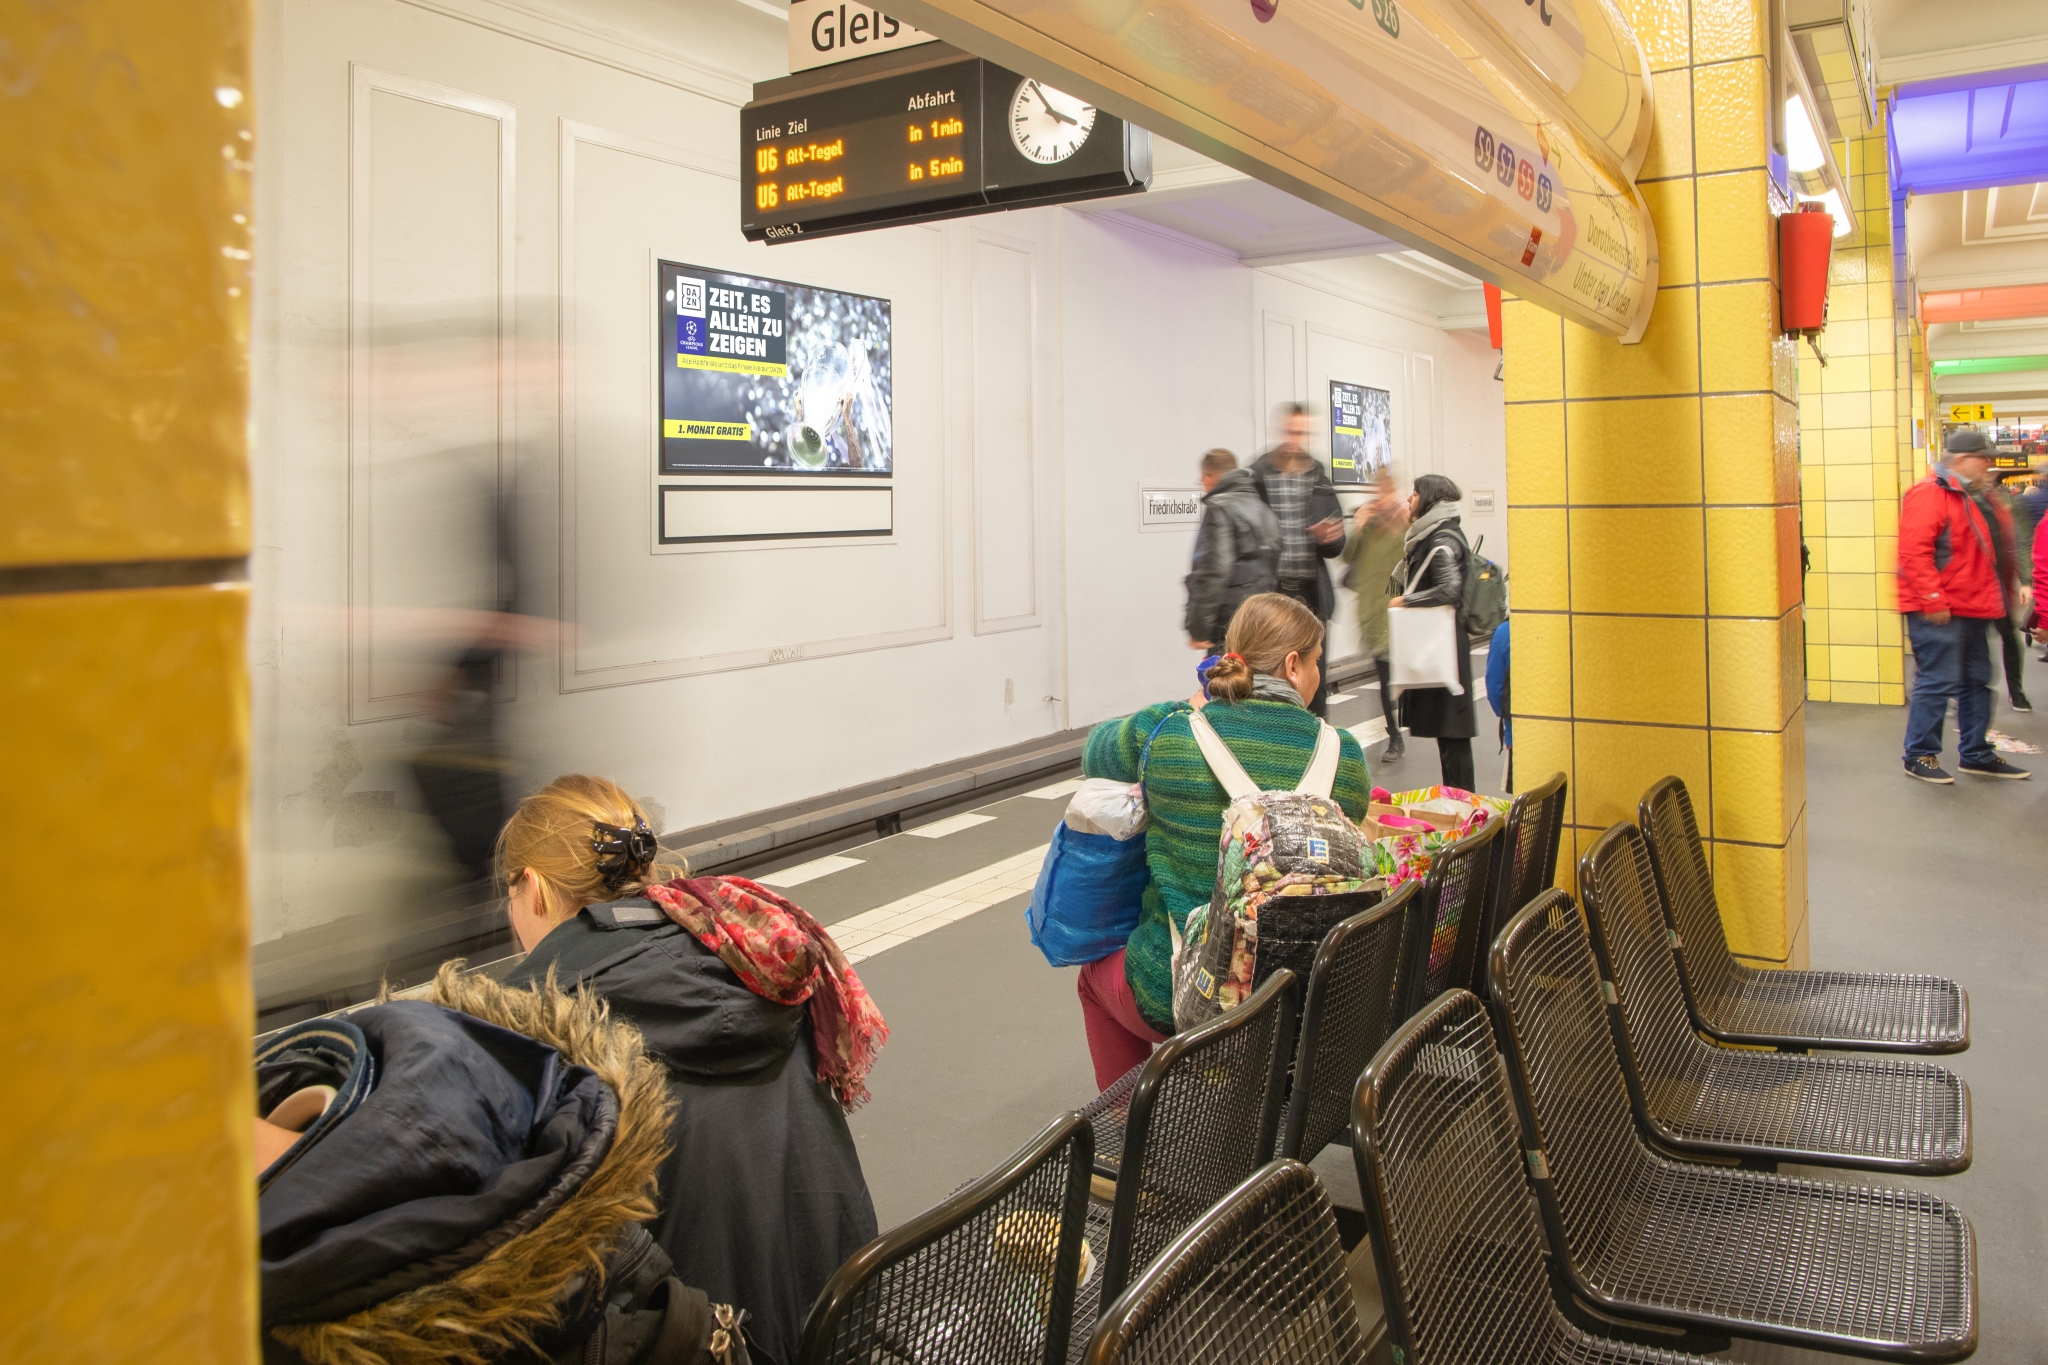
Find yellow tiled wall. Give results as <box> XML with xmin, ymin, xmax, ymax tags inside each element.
<box><xmin>0</xmin><ymin>1</ymin><xmax>256</xmax><ymax>1358</ymax></box>
<box><xmin>1799</xmin><ymin>117</ymin><xmax>1908</xmax><ymax>705</ymax></box>
<box><xmin>1507</xmin><ymin>0</ymin><xmax>1809</xmax><ymax>967</ymax></box>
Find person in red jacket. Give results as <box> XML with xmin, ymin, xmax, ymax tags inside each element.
<box><xmin>1898</xmin><ymin>428</ymin><xmax>2030</xmax><ymax>782</ymax></box>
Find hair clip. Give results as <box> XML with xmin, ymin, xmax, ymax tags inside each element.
<box><xmin>591</xmin><ymin>819</ymin><xmax>657</xmax><ymax>887</ymax></box>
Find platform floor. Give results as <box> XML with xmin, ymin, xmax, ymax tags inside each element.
<box><xmin>757</xmin><ymin>676</ymin><xmax>2044</xmax><ymax>1359</ymax></box>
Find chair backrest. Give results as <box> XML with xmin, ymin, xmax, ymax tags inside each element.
<box><xmin>1278</xmin><ymin>885</ymin><xmax>1415</xmax><ymax>1161</ymax></box>
<box><xmin>1576</xmin><ymin>824</ymin><xmax>1701</xmax><ymax>1102</ymax></box>
<box><xmin>1394</xmin><ymin>816</ymin><xmax>1502</xmax><ymax>1024</ymax></box>
<box><xmin>1350</xmin><ymin>988</ymin><xmax>1564</xmax><ymax>1363</ymax></box>
<box><xmin>1105</xmin><ymin>969</ymin><xmax>1300</xmax><ymax>1305</ymax></box>
<box><xmin>1083</xmin><ymin>1161</ymin><xmax>1366</xmax><ymax>1365</ymax></box>
<box><xmin>1637</xmin><ymin>776</ymin><xmax>1738</xmax><ymax>1006</ymax></box>
<box><xmin>1473</xmin><ymin>771</ymin><xmax>1568</xmax><ymax>997</ymax></box>
<box><xmin>797</xmin><ymin>1110</ymin><xmax>1096</xmax><ymax>1365</ymax></box>
<box><xmin>1486</xmin><ymin>890</ymin><xmax>1650</xmax><ymax>1278</ymax></box>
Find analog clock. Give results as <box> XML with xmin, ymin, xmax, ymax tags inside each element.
<box><xmin>1009</xmin><ymin>79</ymin><xmax>1097</xmax><ymax>164</ymax></box>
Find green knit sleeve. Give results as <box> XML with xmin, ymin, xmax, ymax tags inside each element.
<box><xmin>1334</xmin><ymin>729</ymin><xmax>1370</xmax><ymax>821</ymax></box>
<box><xmin>1083</xmin><ymin>701</ymin><xmax>1181</xmax><ymax>783</ymax></box>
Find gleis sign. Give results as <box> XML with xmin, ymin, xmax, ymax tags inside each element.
<box><xmin>873</xmin><ymin>0</ymin><xmax>1662</xmax><ymax>340</ymax></box>
<box><xmin>790</xmin><ymin>0</ymin><xmax>940</xmax><ymax>73</ymax></box>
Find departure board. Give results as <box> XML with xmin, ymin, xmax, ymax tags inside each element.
<box><xmin>742</xmin><ymin>47</ymin><xmax>1148</xmax><ymax>242</ymax></box>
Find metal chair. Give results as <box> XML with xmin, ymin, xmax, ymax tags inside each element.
<box><xmin>1581</xmin><ymin>824</ymin><xmax>1971</xmax><ymax>1175</ymax></box>
<box><xmin>1275</xmin><ymin>885</ymin><xmax>1414</xmax><ymax>1162</ymax></box>
<box><xmin>1082</xmin><ymin>1161</ymin><xmax>1368</xmax><ymax>1365</ymax></box>
<box><xmin>1352</xmin><ymin>988</ymin><xmax>1751</xmax><ymax>1365</ymax></box>
<box><xmin>1393</xmin><ymin>814</ymin><xmax>1502</xmax><ymax>1024</ymax></box>
<box><xmin>797</xmin><ymin>1110</ymin><xmax>1096</xmax><ymax>1365</ymax></box>
<box><xmin>1070</xmin><ymin>970</ymin><xmax>1301</xmax><ymax>1358</ymax></box>
<box><xmin>1638</xmin><ymin>776</ymin><xmax>1969</xmax><ymax>1053</ymax></box>
<box><xmin>1488</xmin><ymin>892</ymin><xmax>1977</xmax><ymax>1361</ymax></box>
<box><xmin>1472</xmin><ymin>770</ymin><xmax>1568</xmax><ymax>998</ymax></box>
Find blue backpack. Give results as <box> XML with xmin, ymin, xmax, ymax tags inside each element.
<box><xmin>1026</xmin><ymin>711</ymin><xmax>1179</xmax><ymax>968</ymax></box>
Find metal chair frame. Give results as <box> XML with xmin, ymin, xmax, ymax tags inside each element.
<box><xmin>1352</xmin><ymin>988</ymin><xmax>1746</xmax><ymax>1365</ymax></box>
<box><xmin>1394</xmin><ymin>814</ymin><xmax>1502</xmax><ymax>1024</ymax></box>
<box><xmin>797</xmin><ymin>1110</ymin><xmax>1096</xmax><ymax>1365</ymax></box>
<box><xmin>1276</xmin><ymin>885</ymin><xmax>1415</xmax><ymax>1162</ymax></box>
<box><xmin>1473</xmin><ymin>770</ymin><xmax>1568</xmax><ymax>999</ymax></box>
<box><xmin>1082</xmin><ymin>1161</ymin><xmax>1367</xmax><ymax>1365</ymax></box>
<box><xmin>1487</xmin><ymin>892</ymin><xmax>1978</xmax><ymax>1362</ymax></box>
<box><xmin>1637</xmin><ymin>776</ymin><xmax>1969</xmax><ymax>1054</ymax></box>
<box><xmin>1580</xmin><ymin>824</ymin><xmax>1971</xmax><ymax>1176</ymax></box>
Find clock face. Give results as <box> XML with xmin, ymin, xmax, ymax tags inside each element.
<box><xmin>1009</xmin><ymin>79</ymin><xmax>1097</xmax><ymax>164</ymax></box>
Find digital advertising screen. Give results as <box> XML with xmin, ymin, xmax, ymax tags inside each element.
<box><xmin>1329</xmin><ymin>380</ymin><xmax>1391</xmax><ymax>485</ymax></box>
<box><xmin>658</xmin><ymin>259</ymin><xmax>893</xmax><ymax>476</ymax></box>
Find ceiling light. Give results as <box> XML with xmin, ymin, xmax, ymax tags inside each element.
<box><xmin>1799</xmin><ymin>189</ymin><xmax>1853</xmax><ymax>238</ymax></box>
<box><xmin>1785</xmin><ymin>95</ymin><xmax>1825</xmax><ymax>173</ymax></box>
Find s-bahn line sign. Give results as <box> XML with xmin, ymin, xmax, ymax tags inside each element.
<box><xmin>874</xmin><ymin>0</ymin><xmax>1661</xmax><ymax>341</ymax></box>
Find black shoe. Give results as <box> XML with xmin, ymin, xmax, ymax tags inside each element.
<box><xmin>1903</xmin><ymin>756</ymin><xmax>1954</xmax><ymax>784</ymax></box>
<box><xmin>1382</xmin><ymin>734</ymin><xmax>1406</xmax><ymax>761</ymax></box>
<box><xmin>1959</xmin><ymin>756</ymin><xmax>2031</xmax><ymax>779</ymax></box>
<box><xmin>2011</xmin><ymin>694</ymin><xmax>2032</xmax><ymax>713</ymax></box>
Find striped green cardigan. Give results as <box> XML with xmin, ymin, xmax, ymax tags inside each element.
<box><xmin>1083</xmin><ymin>698</ymin><xmax>1369</xmax><ymax>1034</ymax></box>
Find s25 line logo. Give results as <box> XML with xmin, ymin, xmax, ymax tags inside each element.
<box><xmin>1345</xmin><ymin>0</ymin><xmax>1399</xmax><ymax>38</ymax></box>
<box><xmin>1473</xmin><ymin>124</ymin><xmax>1553</xmax><ymax>212</ymax></box>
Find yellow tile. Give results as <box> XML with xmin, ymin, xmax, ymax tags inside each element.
<box><xmin>1830</xmin><ymin>251</ymin><xmax>1869</xmax><ymax>287</ymax></box>
<box><xmin>1878</xmin><ymin>682</ymin><xmax>1905</xmax><ymax>705</ymax></box>
<box><xmin>1514</xmin><ymin>612</ymin><xmax>1573</xmax><ymax>718</ymax></box>
<box><xmin>1693</xmin><ymin>58</ymin><xmax>1766</xmax><ymax>173</ymax></box>
<box><xmin>1506</xmin><ymin>402</ymin><xmax>1567</xmax><ymax>505</ymax></box>
<box><xmin>1515</xmin><ymin>718</ymin><xmax>1577</xmax><ymax>827</ymax></box>
<box><xmin>1805</xmin><ymin>606</ymin><xmax>1830</xmax><ymax>643</ymax></box>
<box><xmin>1830</xmin><ymin>536</ymin><xmax>1875</xmax><ymax>573</ymax></box>
<box><xmin>1700</xmin><ymin>393</ymin><xmax>1777</xmax><ymax>505</ymax></box>
<box><xmin>1826</xmin><ymin>318</ymin><xmax>1871</xmax><ymax>359</ymax></box>
<box><xmin>1805</xmin><ymin>572</ymin><xmax>1829</xmax><ymax>607</ymax></box>
<box><xmin>1572</xmin><ymin>615</ymin><xmax>1708</xmax><ymax>726</ymax></box>
<box><xmin>1570</xmin><ymin>507</ymin><xmax>1706</xmax><ymax>614</ymax></box>
<box><xmin>1640</xmin><ymin>177</ymin><xmax>1696</xmax><ymax>286</ymax></box>
<box><xmin>1696</xmin><ymin>171</ymin><xmax>1770</xmax><ymax>282</ymax></box>
<box><xmin>1828</xmin><ymin>500</ymin><xmax>1875</xmax><ymax>538</ymax></box>
<box><xmin>1623</xmin><ymin>0</ymin><xmax>1692</xmax><ymax>70</ymax></box>
<box><xmin>1711</xmin><ymin>717</ymin><xmax>1804</xmax><ymax>846</ymax></box>
<box><xmin>1780</xmin><ymin>608</ymin><xmax>1808</xmax><ymax>719</ymax></box>
<box><xmin>1700</xmin><ymin>282</ymin><xmax>1775</xmax><ymax>392</ymax></box>
<box><xmin>1693</xmin><ymin>0</ymin><xmax>1765</xmax><ymax>61</ymax></box>
<box><xmin>1830</xmin><ymin>608</ymin><xmax>1877</xmax><ymax>645</ymax></box>
<box><xmin>1831</xmin><ymin>679</ymin><xmax>1880</xmax><ymax>703</ymax></box>
<box><xmin>1714</xmin><ymin>817</ymin><xmax>1803</xmax><ymax>961</ymax></box>
<box><xmin>1830</xmin><ymin>644</ymin><xmax>1879</xmax><ymax>682</ymax></box>
<box><xmin>1706</xmin><ymin>505</ymin><xmax>1798</xmax><ymax>615</ymax></box>
<box><xmin>1564</xmin><ymin>287</ymin><xmax>1699</xmax><ymax>399</ymax></box>
<box><xmin>1508</xmin><ymin>508</ymin><xmax>1570</xmax><ymax>611</ymax></box>
<box><xmin>1574</xmin><ymin>721</ymin><xmax>1711</xmax><ymax>834</ymax></box>
<box><xmin>1806</xmin><ymin>538</ymin><xmax>1828</xmax><ymax>572</ymax></box>
<box><xmin>1873</xmin><ymin>495</ymin><xmax>1898</xmax><ymax>535</ymax></box>
<box><xmin>1803</xmin><ymin>501</ymin><xmax>1827</xmax><ymax>536</ymax></box>
<box><xmin>1708</xmin><ymin>614</ymin><xmax>1794</xmax><ymax>729</ymax></box>
<box><xmin>1822</xmin><ymin>425</ymin><xmax>1871</xmax><ymax>464</ymax></box>
<box><xmin>1874</xmin><ymin>534</ymin><xmax>1895</xmax><ymax>573</ymax></box>
<box><xmin>1827</xmin><ymin>279</ymin><xmax>1868</xmax><ymax>321</ymax></box>
<box><xmin>1565</xmin><ymin>397</ymin><xmax>1702</xmax><ymax>504</ymax></box>
<box><xmin>1826</xmin><ymin>572</ymin><xmax>1875</xmax><ymax>610</ymax></box>
<box><xmin>1825</xmin><ymin>464</ymin><xmax>1873</xmax><ymax>501</ymax></box>
<box><xmin>1877</xmin><ymin>645</ymin><xmax>1904</xmax><ymax>683</ymax></box>
<box><xmin>1876</xmin><ymin>608</ymin><xmax>1901</xmax><ymax>644</ymax></box>
<box><xmin>1639</xmin><ymin>67</ymin><xmax>1695</xmax><ymax>181</ymax></box>
<box><xmin>0</xmin><ymin>6</ymin><xmax>252</xmax><ymax>567</ymax></box>
<box><xmin>1820</xmin><ymin>392</ymin><xmax>1872</xmax><ymax>434</ymax></box>
<box><xmin>1504</xmin><ymin>299</ymin><xmax>1565</xmax><ymax>403</ymax></box>
<box><xmin>2</xmin><ymin>585</ymin><xmax>253</xmax><ymax>1353</ymax></box>
<box><xmin>1808</xmin><ymin>678</ymin><xmax>1832</xmax><ymax>701</ymax></box>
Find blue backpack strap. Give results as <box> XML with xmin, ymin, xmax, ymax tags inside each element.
<box><xmin>1137</xmin><ymin>705</ymin><xmax>1188</xmax><ymax>787</ymax></box>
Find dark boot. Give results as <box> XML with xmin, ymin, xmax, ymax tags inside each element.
<box><xmin>1382</xmin><ymin>727</ymin><xmax>1406</xmax><ymax>761</ymax></box>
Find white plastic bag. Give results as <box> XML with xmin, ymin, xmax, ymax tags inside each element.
<box><xmin>1063</xmin><ymin>778</ymin><xmax>1149</xmax><ymax>841</ymax></box>
<box><xmin>1387</xmin><ymin>605</ymin><xmax>1465</xmax><ymax>695</ymax></box>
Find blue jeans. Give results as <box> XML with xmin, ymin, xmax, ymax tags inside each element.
<box><xmin>1904</xmin><ymin>614</ymin><xmax>1996</xmax><ymax>766</ymax></box>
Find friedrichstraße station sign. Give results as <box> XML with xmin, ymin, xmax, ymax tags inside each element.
<box><xmin>875</xmin><ymin>0</ymin><xmax>1661</xmax><ymax>341</ymax></box>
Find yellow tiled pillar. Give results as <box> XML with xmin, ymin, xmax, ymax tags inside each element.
<box><xmin>1799</xmin><ymin>115</ymin><xmax>1907</xmax><ymax>705</ymax></box>
<box><xmin>1506</xmin><ymin>0</ymin><xmax>1809</xmax><ymax>967</ymax></box>
<box><xmin>0</xmin><ymin>1</ymin><xmax>256</xmax><ymax>1358</ymax></box>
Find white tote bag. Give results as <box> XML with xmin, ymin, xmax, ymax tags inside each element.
<box><xmin>1386</xmin><ymin>545</ymin><xmax>1465</xmax><ymax>696</ymax></box>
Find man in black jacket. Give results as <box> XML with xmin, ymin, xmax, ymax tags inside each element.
<box><xmin>1249</xmin><ymin>402</ymin><xmax>1346</xmax><ymax>715</ymax></box>
<box><xmin>1185</xmin><ymin>448</ymin><xmax>1282</xmax><ymax>652</ymax></box>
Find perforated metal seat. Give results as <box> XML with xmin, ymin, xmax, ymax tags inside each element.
<box><xmin>1473</xmin><ymin>771</ymin><xmax>1568</xmax><ymax>998</ymax></box>
<box><xmin>797</xmin><ymin>1111</ymin><xmax>1096</xmax><ymax>1365</ymax></box>
<box><xmin>1583</xmin><ymin>825</ymin><xmax>1970</xmax><ymax>1175</ymax></box>
<box><xmin>1393</xmin><ymin>814</ymin><xmax>1502</xmax><ymax>1024</ymax></box>
<box><xmin>1082</xmin><ymin>1161</ymin><xmax>1368</xmax><ymax>1365</ymax></box>
<box><xmin>1639</xmin><ymin>777</ymin><xmax>1969</xmax><ymax>1054</ymax></box>
<box><xmin>1068</xmin><ymin>971</ymin><xmax>1300</xmax><ymax>1360</ymax></box>
<box><xmin>1353</xmin><ymin>988</ymin><xmax>1749</xmax><ymax>1365</ymax></box>
<box><xmin>1276</xmin><ymin>885</ymin><xmax>1413</xmax><ymax>1162</ymax></box>
<box><xmin>1489</xmin><ymin>892</ymin><xmax>1977</xmax><ymax>1361</ymax></box>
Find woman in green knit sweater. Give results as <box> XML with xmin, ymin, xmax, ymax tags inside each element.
<box><xmin>1076</xmin><ymin>593</ymin><xmax>1370</xmax><ymax>1087</ymax></box>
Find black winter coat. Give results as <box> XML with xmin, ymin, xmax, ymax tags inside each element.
<box><xmin>1248</xmin><ymin>450</ymin><xmax>1345</xmax><ymax>620</ymax></box>
<box><xmin>508</xmin><ymin>903</ymin><xmax>879</xmax><ymax>1365</ymax></box>
<box><xmin>1395</xmin><ymin>519</ymin><xmax>1477</xmax><ymax>740</ymax></box>
<box><xmin>1184</xmin><ymin>468</ymin><xmax>1282</xmax><ymax>643</ymax></box>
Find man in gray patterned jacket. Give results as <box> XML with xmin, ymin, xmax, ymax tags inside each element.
<box><xmin>1185</xmin><ymin>448</ymin><xmax>1282</xmax><ymax>654</ymax></box>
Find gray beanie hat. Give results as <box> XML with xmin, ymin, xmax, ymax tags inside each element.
<box><xmin>1944</xmin><ymin>428</ymin><xmax>1990</xmax><ymax>455</ymax></box>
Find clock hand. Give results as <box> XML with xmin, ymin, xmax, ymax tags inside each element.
<box><xmin>1027</xmin><ymin>80</ymin><xmax>1079</xmax><ymax>126</ymax></box>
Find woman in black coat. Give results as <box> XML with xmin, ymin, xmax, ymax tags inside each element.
<box><xmin>1389</xmin><ymin>473</ymin><xmax>1478</xmax><ymax>790</ymax></box>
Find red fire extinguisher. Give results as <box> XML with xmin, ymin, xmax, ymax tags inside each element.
<box><xmin>1779</xmin><ymin>202</ymin><xmax>1833</xmax><ymax>339</ymax></box>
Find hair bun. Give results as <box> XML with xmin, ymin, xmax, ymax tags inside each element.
<box><xmin>1206</xmin><ymin>650</ymin><xmax>1254</xmax><ymax>702</ymax></box>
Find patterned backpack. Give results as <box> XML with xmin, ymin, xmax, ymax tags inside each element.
<box><xmin>1170</xmin><ymin>710</ymin><xmax>1383</xmax><ymax>1030</ymax></box>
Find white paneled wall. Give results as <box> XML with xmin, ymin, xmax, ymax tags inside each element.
<box><xmin>970</xmin><ymin>233</ymin><xmax>1039</xmax><ymax>634</ymax></box>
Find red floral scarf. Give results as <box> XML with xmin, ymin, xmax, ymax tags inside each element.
<box><xmin>643</xmin><ymin>876</ymin><xmax>888</xmax><ymax>1110</ymax></box>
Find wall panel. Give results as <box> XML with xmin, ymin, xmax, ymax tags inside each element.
<box><xmin>971</xmin><ymin>234</ymin><xmax>1039</xmax><ymax>633</ymax></box>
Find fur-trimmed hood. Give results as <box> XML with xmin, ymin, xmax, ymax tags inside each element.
<box><xmin>263</xmin><ymin>966</ymin><xmax>674</xmax><ymax>1365</ymax></box>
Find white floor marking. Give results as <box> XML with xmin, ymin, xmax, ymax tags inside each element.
<box><xmin>1350</xmin><ymin>717</ymin><xmax>1390</xmax><ymax>744</ymax></box>
<box><xmin>1327</xmin><ymin>691</ymin><xmax>1355</xmax><ymax>704</ymax></box>
<box><xmin>907</xmin><ymin>811</ymin><xmax>997</xmax><ymax>839</ymax></box>
<box><xmin>833</xmin><ymin>845</ymin><xmax>1049</xmax><ymax>964</ymax></box>
<box><xmin>756</xmin><ymin>853</ymin><xmax>864</xmax><ymax>889</ymax></box>
<box><xmin>1024</xmin><ymin>777</ymin><xmax>1085</xmax><ymax>800</ymax></box>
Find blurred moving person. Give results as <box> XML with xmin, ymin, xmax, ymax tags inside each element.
<box><xmin>411</xmin><ymin>644</ymin><xmax>515</xmax><ymax>883</ymax></box>
<box><xmin>1338</xmin><ymin>469</ymin><xmax>1410</xmax><ymax>761</ymax></box>
<box><xmin>499</xmin><ymin>778</ymin><xmax>883</xmax><ymax>1365</ymax></box>
<box><xmin>1184</xmin><ymin>448</ymin><xmax>1281</xmax><ymax>655</ymax></box>
<box><xmin>1984</xmin><ymin>471</ymin><xmax>2034</xmax><ymax>711</ymax></box>
<box><xmin>1388</xmin><ymin>474</ymin><xmax>1479</xmax><ymax>792</ymax></box>
<box><xmin>2025</xmin><ymin>467</ymin><xmax>2048</xmax><ymax>662</ymax></box>
<box><xmin>1248</xmin><ymin>402</ymin><xmax>1346</xmax><ymax>716</ymax></box>
<box><xmin>1486</xmin><ymin>617</ymin><xmax>1512</xmax><ymax>792</ymax></box>
<box><xmin>1899</xmin><ymin>430</ymin><xmax>2029</xmax><ymax>782</ymax></box>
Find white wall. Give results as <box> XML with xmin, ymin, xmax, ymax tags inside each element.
<box><xmin>248</xmin><ymin>0</ymin><xmax>1505</xmax><ymax>942</ymax></box>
